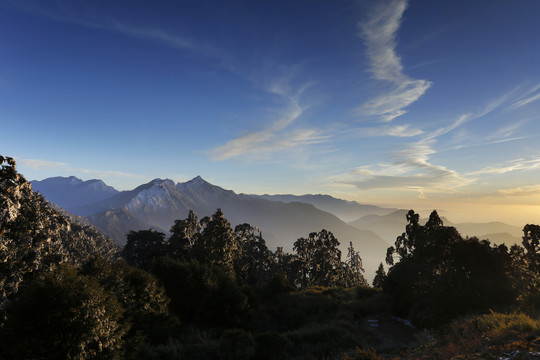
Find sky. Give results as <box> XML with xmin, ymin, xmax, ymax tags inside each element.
<box><xmin>2</xmin><ymin>0</ymin><xmax>540</xmax><ymax>225</ymax></box>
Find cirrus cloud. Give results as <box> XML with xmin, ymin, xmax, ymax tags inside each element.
<box><xmin>356</xmin><ymin>0</ymin><xmax>432</xmax><ymax>122</ymax></box>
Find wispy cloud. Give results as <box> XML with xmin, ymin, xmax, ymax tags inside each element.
<box><xmin>18</xmin><ymin>157</ymin><xmax>144</xmax><ymax>180</ymax></box>
<box><xmin>426</xmin><ymin>87</ymin><xmax>524</xmax><ymax>145</ymax></box>
<box><xmin>356</xmin><ymin>0</ymin><xmax>432</xmax><ymax>122</ymax></box>
<box><xmin>426</xmin><ymin>114</ymin><xmax>471</xmax><ymax>140</ymax></box>
<box><xmin>8</xmin><ymin>1</ymin><xmax>219</xmax><ymax>58</ymax></box>
<box><xmin>78</xmin><ymin>168</ymin><xmax>145</xmax><ymax>179</ymax></box>
<box><xmin>488</xmin><ymin>119</ymin><xmax>528</xmax><ymax>141</ymax></box>
<box><xmin>498</xmin><ymin>185</ymin><xmax>540</xmax><ymax>197</ymax></box>
<box><xmin>208</xmin><ymin>95</ymin><xmax>328</xmax><ymax>161</ymax></box>
<box><xmin>334</xmin><ymin>140</ymin><xmax>472</xmax><ymax>194</ymax></box>
<box><xmin>19</xmin><ymin>158</ymin><xmax>68</xmax><ymax>169</ymax></box>
<box><xmin>509</xmin><ymin>83</ymin><xmax>540</xmax><ymax>110</ymax></box>
<box><xmin>354</xmin><ymin>124</ymin><xmax>423</xmax><ymax>137</ymax></box>
<box><xmin>469</xmin><ymin>158</ymin><xmax>540</xmax><ymax>176</ymax></box>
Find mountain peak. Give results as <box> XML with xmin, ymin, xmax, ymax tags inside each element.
<box><xmin>189</xmin><ymin>175</ymin><xmax>206</xmax><ymax>183</ymax></box>
<box><xmin>31</xmin><ymin>176</ymin><xmax>119</xmax><ymax>211</ymax></box>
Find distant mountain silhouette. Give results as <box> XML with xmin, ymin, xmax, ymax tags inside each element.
<box><xmin>348</xmin><ymin>210</ymin><xmax>523</xmax><ymax>246</ymax></box>
<box><xmin>33</xmin><ymin>176</ymin><xmax>390</xmax><ymax>279</ymax></box>
<box><xmin>31</xmin><ymin>176</ymin><xmax>118</xmax><ymax>213</ymax></box>
<box><xmin>87</xmin><ymin>208</ymin><xmax>151</xmax><ymax>246</ymax></box>
<box><xmin>253</xmin><ymin>194</ymin><xmax>396</xmax><ymax>222</ymax></box>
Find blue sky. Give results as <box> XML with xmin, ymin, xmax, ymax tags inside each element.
<box><xmin>2</xmin><ymin>0</ymin><xmax>540</xmax><ymax>224</ymax></box>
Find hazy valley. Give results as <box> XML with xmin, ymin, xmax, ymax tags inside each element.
<box><xmin>32</xmin><ymin>176</ymin><xmax>524</xmax><ymax>279</ymax></box>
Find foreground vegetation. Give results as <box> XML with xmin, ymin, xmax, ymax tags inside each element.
<box><xmin>2</xmin><ymin>155</ymin><xmax>540</xmax><ymax>359</ymax></box>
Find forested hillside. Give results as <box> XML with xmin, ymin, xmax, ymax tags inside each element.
<box><xmin>3</xmin><ymin>155</ymin><xmax>540</xmax><ymax>359</ymax></box>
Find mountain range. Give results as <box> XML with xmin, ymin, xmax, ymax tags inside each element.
<box><xmin>31</xmin><ymin>176</ymin><xmax>525</xmax><ymax>279</ymax></box>
<box><xmin>348</xmin><ymin>209</ymin><xmax>523</xmax><ymax>246</ymax></box>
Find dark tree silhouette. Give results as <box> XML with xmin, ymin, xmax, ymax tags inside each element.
<box><xmin>196</xmin><ymin>209</ymin><xmax>240</xmax><ymax>276</ymax></box>
<box><xmin>343</xmin><ymin>241</ymin><xmax>367</xmax><ymax>287</ymax></box>
<box><xmin>383</xmin><ymin>210</ymin><xmax>516</xmax><ymax>327</ymax></box>
<box><xmin>372</xmin><ymin>262</ymin><xmax>386</xmax><ymax>289</ymax></box>
<box><xmin>169</xmin><ymin>210</ymin><xmax>201</xmax><ymax>261</ymax></box>
<box><xmin>2</xmin><ymin>265</ymin><xmax>126</xmax><ymax>359</ymax></box>
<box><xmin>523</xmin><ymin>224</ymin><xmax>540</xmax><ymax>272</ymax></box>
<box><xmin>292</xmin><ymin>230</ymin><xmax>364</xmax><ymax>288</ymax></box>
<box><xmin>234</xmin><ymin>223</ymin><xmax>275</xmax><ymax>288</ymax></box>
<box><xmin>122</xmin><ymin>229</ymin><xmax>166</xmax><ymax>269</ymax></box>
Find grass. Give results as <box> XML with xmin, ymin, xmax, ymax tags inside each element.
<box><xmin>403</xmin><ymin>311</ymin><xmax>540</xmax><ymax>360</ymax></box>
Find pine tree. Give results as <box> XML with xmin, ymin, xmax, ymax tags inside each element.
<box><xmin>196</xmin><ymin>209</ymin><xmax>240</xmax><ymax>276</ymax></box>
<box><xmin>344</xmin><ymin>241</ymin><xmax>367</xmax><ymax>287</ymax></box>
<box><xmin>372</xmin><ymin>262</ymin><xmax>386</xmax><ymax>289</ymax></box>
<box><xmin>169</xmin><ymin>210</ymin><xmax>201</xmax><ymax>261</ymax></box>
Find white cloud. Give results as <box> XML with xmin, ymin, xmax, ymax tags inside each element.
<box><xmin>498</xmin><ymin>185</ymin><xmax>540</xmax><ymax>197</ymax></box>
<box><xmin>425</xmin><ymin>87</ymin><xmax>524</xmax><ymax>143</ymax></box>
<box><xmin>355</xmin><ymin>124</ymin><xmax>423</xmax><ymax>137</ymax></box>
<box><xmin>78</xmin><ymin>168</ymin><xmax>145</xmax><ymax>179</ymax></box>
<box><xmin>9</xmin><ymin>1</ymin><xmax>219</xmax><ymax>59</ymax></box>
<box><xmin>208</xmin><ymin>100</ymin><xmax>328</xmax><ymax>161</ymax></box>
<box><xmin>468</xmin><ymin>158</ymin><xmax>540</xmax><ymax>176</ymax></box>
<box><xmin>356</xmin><ymin>0</ymin><xmax>432</xmax><ymax>122</ymax></box>
<box><xmin>359</xmin><ymin>0</ymin><xmax>408</xmax><ymax>83</ymax></box>
<box><xmin>334</xmin><ymin>140</ymin><xmax>472</xmax><ymax>192</ymax></box>
<box><xmin>509</xmin><ymin>83</ymin><xmax>540</xmax><ymax>110</ymax></box>
<box><xmin>17</xmin><ymin>157</ymin><xmax>144</xmax><ymax>180</ymax></box>
<box><xmin>358</xmin><ymin>80</ymin><xmax>432</xmax><ymax>122</ymax></box>
<box><xmin>488</xmin><ymin>119</ymin><xmax>527</xmax><ymax>141</ymax></box>
<box><xmin>19</xmin><ymin>158</ymin><xmax>68</xmax><ymax>169</ymax></box>
<box><xmin>426</xmin><ymin>114</ymin><xmax>471</xmax><ymax>140</ymax></box>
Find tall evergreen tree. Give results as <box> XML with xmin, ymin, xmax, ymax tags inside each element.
<box><xmin>234</xmin><ymin>223</ymin><xmax>274</xmax><ymax>288</ymax></box>
<box><xmin>372</xmin><ymin>262</ymin><xmax>386</xmax><ymax>289</ymax></box>
<box><xmin>344</xmin><ymin>241</ymin><xmax>366</xmax><ymax>287</ymax></box>
<box><xmin>169</xmin><ymin>210</ymin><xmax>201</xmax><ymax>261</ymax></box>
<box><xmin>197</xmin><ymin>209</ymin><xmax>240</xmax><ymax>276</ymax></box>
<box><xmin>121</xmin><ymin>229</ymin><xmax>166</xmax><ymax>269</ymax></box>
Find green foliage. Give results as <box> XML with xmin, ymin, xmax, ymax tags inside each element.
<box><xmin>293</xmin><ymin>230</ymin><xmax>343</xmax><ymax>288</ymax></box>
<box><xmin>0</xmin><ymin>156</ymin><xmax>117</xmax><ymax>309</ymax></box>
<box><xmin>136</xmin><ymin>333</ymin><xmax>220</xmax><ymax>360</ymax></box>
<box><xmin>372</xmin><ymin>263</ymin><xmax>386</xmax><ymax>289</ymax></box>
<box><xmin>383</xmin><ymin>210</ymin><xmax>517</xmax><ymax>327</ymax></box>
<box><xmin>431</xmin><ymin>311</ymin><xmax>540</xmax><ymax>359</ymax></box>
<box><xmin>284</xmin><ymin>321</ymin><xmax>359</xmax><ymax>359</ymax></box>
<box><xmin>264</xmin><ymin>272</ymin><xmax>295</xmax><ymax>298</ymax></box>
<box><xmin>344</xmin><ymin>241</ymin><xmax>367</xmax><ymax>287</ymax></box>
<box><xmin>122</xmin><ymin>229</ymin><xmax>166</xmax><ymax>269</ymax></box>
<box><xmin>169</xmin><ymin>209</ymin><xmax>200</xmax><ymax>261</ymax></box>
<box><xmin>151</xmin><ymin>257</ymin><xmax>251</xmax><ymax>327</ymax></box>
<box><xmin>219</xmin><ymin>329</ymin><xmax>256</xmax><ymax>360</ymax></box>
<box><xmin>80</xmin><ymin>256</ymin><xmax>171</xmax><ymax>344</ymax></box>
<box><xmin>290</xmin><ymin>230</ymin><xmax>366</xmax><ymax>289</ymax></box>
<box><xmin>196</xmin><ymin>209</ymin><xmax>240</xmax><ymax>276</ymax></box>
<box><xmin>342</xmin><ymin>347</ymin><xmax>383</xmax><ymax>360</ymax></box>
<box><xmin>254</xmin><ymin>332</ymin><xmax>290</xmax><ymax>360</ymax></box>
<box><xmin>1</xmin><ymin>265</ymin><xmax>126</xmax><ymax>359</ymax></box>
<box><xmin>234</xmin><ymin>223</ymin><xmax>275</xmax><ymax>288</ymax></box>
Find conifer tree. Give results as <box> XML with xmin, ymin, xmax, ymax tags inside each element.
<box><xmin>372</xmin><ymin>262</ymin><xmax>386</xmax><ymax>289</ymax></box>
<box><xmin>197</xmin><ymin>209</ymin><xmax>240</xmax><ymax>276</ymax></box>
<box><xmin>169</xmin><ymin>210</ymin><xmax>201</xmax><ymax>261</ymax></box>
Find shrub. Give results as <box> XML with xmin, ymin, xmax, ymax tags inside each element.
<box><xmin>1</xmin><ymin>265</ymin><xmax>126</xmax><ymax>359</ymax></box>
<box><xmin>254</xmin><ymin>332</ymin><xmax>290</xmax><ymax>360</ymax></box>
<box><xmin>342</xmin><ymin>347</ymin><xmax>383</xmax><ymax>360</ymax></box>
<box><xmin>439</xmin><ymin>311</ymin><xmax>540</xmax><ymax>358</ymax></box>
